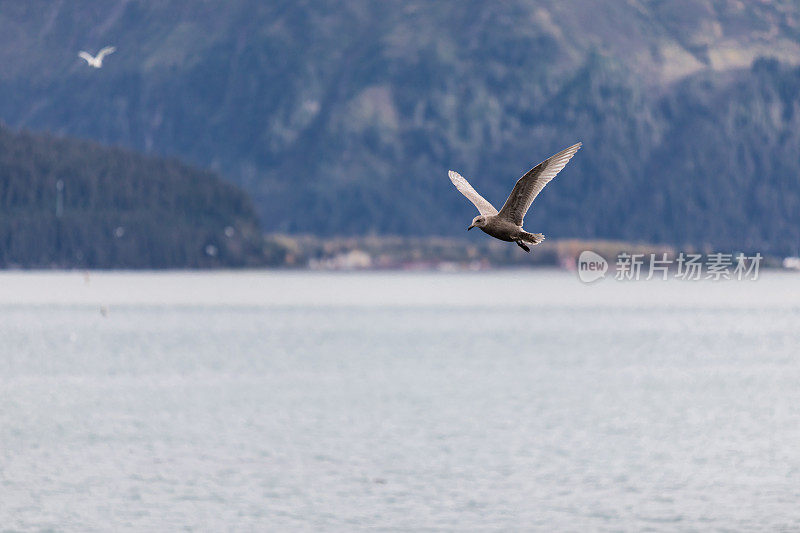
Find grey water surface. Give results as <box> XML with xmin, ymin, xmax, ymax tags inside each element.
<box><xmin>1</xmin><ymin>270</ymin><xmax>799</xmax><ymax>531</ymax></box>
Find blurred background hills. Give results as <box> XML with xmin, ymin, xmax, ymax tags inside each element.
<box><xmin>0</xmin><ymin>124</ymin><xmax>264</xmax><ymax>267</ymax></box>
<box><xmin>1</xmin><ymin>0</ymin><xmax>799</xmax><ymax>267</ymax></box>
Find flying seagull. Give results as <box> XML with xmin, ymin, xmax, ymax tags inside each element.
<box><xmin>78</xmin><ymin>46</ymin><xmax>116</xmax><ymax>68</ymax></box>
<box><xmin>448</xmin><ymin>142</ymin><xmax>581</xmax><ymax>252</ymax></box>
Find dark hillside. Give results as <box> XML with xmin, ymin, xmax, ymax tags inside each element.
<box><xmin>0</xmin><ymin>125</ymin><xmax>264</xmax><ymax>268</ymax></box>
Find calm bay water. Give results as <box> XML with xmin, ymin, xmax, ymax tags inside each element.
<box><xmin>1</xmin><ymin>270</ymin><xmax>799</xmax><ymax>531</ymax></box>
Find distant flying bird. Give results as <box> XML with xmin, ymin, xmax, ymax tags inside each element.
<box><xmin>78</xmin><ymin>46</ymin><xmax>116</xmax><ymax>68</ymax></box>
<box><xmin>448</xmin><ymin>142</ymin><xmax>581</xmax><ymax>252</ymax></box>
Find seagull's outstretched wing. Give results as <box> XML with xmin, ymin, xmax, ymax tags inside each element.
<box><xmin>498</xmin><ymin>142</ymin><xmax>581</xmax><ymax>225</ymax></box>
<box><xmin>78</xmin><ymin>51</ymin><xmax>94</xmax><ymax>63</ymax></box>
<box><xmin>448</xmin><ymin>170</ymin><xmax>498</xmax><ymax>216</ymax></box>
<box><xmin>97</xmin><ymin>46</ymin><xmax>116</xmax><ymax>59</ymax></box>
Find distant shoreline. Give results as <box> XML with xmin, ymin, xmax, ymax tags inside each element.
<box><xmin>3</xmin><ymin>235</ymin><xmax>795</xmax><ymax>272</ymax></box>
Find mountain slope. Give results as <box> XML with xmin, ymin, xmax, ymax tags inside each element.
<box><xmin>0</xmin><ymin>1</ymin><xmax>799</xmax><ymax>253</ymax></box>
<box><xmin>0</xmin><ymin>124</ymin><xmax>264</xmax><ymax>268</ymax></box>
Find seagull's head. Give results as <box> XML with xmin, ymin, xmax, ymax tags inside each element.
<box><xmin>468</xmin><ymin>215</ymin><xmax>486</xmax><ymax>231</ymax></box>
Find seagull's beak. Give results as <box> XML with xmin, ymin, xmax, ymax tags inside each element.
<box><xmin>467</xmin><ymin>224</ymin><xmax>475</xmax><ymax>231</ymax></box>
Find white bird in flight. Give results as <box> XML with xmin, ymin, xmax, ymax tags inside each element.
<box><xmin>448</xmin><ymin>142</ymin><xmax>581</xmax><ymax>252</ymax></box>
<box><xmin>78</xmin><ymin>46</ymin><xmax>116</xmax><ymax>68</ymax></box>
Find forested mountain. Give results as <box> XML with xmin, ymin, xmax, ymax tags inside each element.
<box><xmin>0</xmin><ymin>1</ymin><xmax>799</xmax><ymax>253</ymax></box>
<box><xmin>0</xmin><ymin>125</ymin><xmax>264</xmax><ymax>268</ymax></box>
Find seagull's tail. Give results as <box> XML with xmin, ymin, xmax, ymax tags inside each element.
<box><xmin>521</xmin><ymin>232</ymin><xmax>545</xmax><ymax>245</ymax></box>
